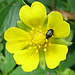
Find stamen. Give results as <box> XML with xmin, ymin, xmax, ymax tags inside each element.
<box><xmin>39</xmin><ymin>26</ymin><xmax>42</xmax><ymax>29</ymax></box>
<box><xmin>46</xmin><ymin>39</ymin><xmax>48</xmax><ymax>42</ymax></box>
<box><xmin>26</xmin><ymin>33</ymin><xmax>29</xmax><ymax>35</ymax></box>
<box><xmin>30</xmin><ymin>27</ymin><xmax>48</xmax><ymax>52</ymax></box>
<box><xmin>39</xmin><ymin>30</ymin><xmax>42</xmax><ymax>32</ymax></box>
<box><xmin>38</xmin><ymin>45</ymin><xmax>41</xmax><ymax>48</ymax></box>
<box><xmin>36</xmin><ymin>28</ymin><xmax>39</xmax><ymax>31</ymax></box>
<box><xmin>30</xmin><ymin>31</ymin><xmax>34</xmax><ymax>34</ymax></box>
<box><xmin>30</xmin><ymin>42</ymin><xmax>32</xmax><ymax>45</ymax></box>
<box><xmin>44</xmin><ymin>48</ymin><xmax>47</xmax><ymax>52</ymax></box>
<box><xmin>32</xmin><ymin>27</ymin><xmax>35</xmax><ymax>30</ymax></box>
<box><xmin>44</xmin><ymin>44</ymin><xmax>47</xmax><ymax>47</ymax></box>
<box><xmin>36</xmin><ymin>49</ymin><xmax>38</xmax><ymax>53</ymax></box>
<box><xmin>26</xmin><ymin>41</ymin><xmax>29</xmax><ymax>44</ymax></box>
<box><xmin>34</xmin><ymin>46</ymin><xmax>37</xmax><ymax>49</ymax></box>
<box><xmin>29</xmin><ymin>47</ymin><xmax>32</xmax><ymax>49</ymax></box>
<box><xmin>41</xmin><ymin>42</ymin><xmax>43</xmax><ymax>44</ymax></box>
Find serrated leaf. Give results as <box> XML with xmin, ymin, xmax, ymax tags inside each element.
<box><xmin>0</xmin><ymin>50</ymin><xmax>16</xmax><ymax>73</ymax></box>
<box><xmin>59</xmin><ymin>68</ymin><xmax>75</xmax><ymax>75</ymax></box>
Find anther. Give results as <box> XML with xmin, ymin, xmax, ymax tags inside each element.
<box><xmin>36</xmin><ymin>49</ymin><xmax>38</xmax><ymax>53</ymax></box>
<box><xmin>29</xmin><ymin>47</ymin><xmax>32</xmax><ymax>49</ymax></box>
<box><xmin>39</xmin><ymin>26</ymin><xmax>42</xmax><ymax>29</ymax></box>
<box><xmin>30</xmin><ymin>42</ymin><xmax>32</xmax><ymax>45</ymax></box>
<box><xmin>26</xmin><ymin>33</ymin><xmax>29</xmax><ymax>35</ymax></box>
<box><xmin>30</xmin><ymin>31</ymin><xmax>34</xmax><ymax>34</ymax></box>
<box><xmin>26</xmin><ymin>41</ymin><xmax>29</xmax><ymax>44</ymax></box>
<box><xmin>38</xmin><ymin>45</ymin><xmax>41</xmax><ymax>48</ymax></box>
<box><xmin>32</xmin><ymin>27</ymin><xmax>35</xmax><ymax>30</ymax></box>
<box><xmin>44</xmin><ymin>48</ymin><xmax>47</xmax><ymax>52</ymax></box>
<box><xmin>39</xmin><ymin>30</ymin><xmax>42</xmax><ymax>32</ymax></box>
<box><xmin>36</xmin><ymin>28</ymin><xmax>39</xmax><ymax>31</ymax></box>
<box><xmin>41</xmin><ymin>41</ymin><xmax>44</xmax><ymax>44</ymax></box>
<box><xmin>46</xmin><ymin>39</ymin><xmax>48</xmax><ymax>42</ymax></box>
<box><xmin>34</xmin><ymin>46</ymin><xmax>37</xmax><ymax>49</ymax></box>
<box><xmin>44</xmin><ymin>44</ymin><xmax>47</xmax><ymax>47</ymax></box>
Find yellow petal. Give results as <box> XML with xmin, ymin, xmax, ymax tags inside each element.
<box><xmin>4</xmin><ymin>27</ymin><xmax>31</xmax><ymax>42</ymax></box>
<box><xmin>19</xmin><ymin>1</ymin><xmax>46</xmax><ymax>28</ymax></box>
<box><xmin>45</xmin><ymin>44</ymin><xmax>68</xmax><ymax>69</ymax></box>
<box><xmin>4</xmin><ymin>27</ymin><xmax>31</xmax><ymax>53</ymax></box>
<box><xmin>6</xmin><ymin>41</ymin><xmax>29</xmax><ymax>53</ymax></box>
<box><xmin>13</xmin><ymin>47</ymin><xmax>39</xmax><ymax>72</ymax></box>
<box><xmin>47</xmin><ymin>11</ymin><xmax>70</xmax><ymax>38</ymax></box>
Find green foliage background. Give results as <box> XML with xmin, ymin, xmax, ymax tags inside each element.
<box><xmin>0</xmin><ymin>0</ymin><xmax>75</xmax><ymax>75</ymax></box>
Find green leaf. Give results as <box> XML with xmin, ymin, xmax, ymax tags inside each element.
<box><xmin>6</xmin><ymin>0</ymin><xmax>16</xmax><ymax>4</ymax></box>
<box><xmin>0</xmin><ymin>1</ymin><xmax>20</xmax><ymax>35</ymax></box>
<box><xmin>17</xmin><ymin>21</ymin><xmax>31</xmax><ymax>32</ymax></box>
<box><xmin>0</xmin><ymin>38</ymin><xmax>2</xmax><ymax>42</ymax></box>
<box><xmin>59</xmin><ymin>68</ymin><xmax>75</xmax><ymax>75</ymax></box>
<box><xmin>0</xmin><ymin>43</ymin><xmax>3</xmax><ymax>52</ymax></box>
<box><xmin>0</xmin><ymin>50</ymin><xmax>16</xmax><ymax>73</ymax></box>
<box><xmin>0</xmin><ymin>0</ymin><xmax>4</xmax><ymax>3</ymax></box>
<box><xmin>10</xmin><ymin>66</ymin><xmax>47</xmax><ymax>75</ymax></box>
<box><xmin>67</xmin><ymin>0</ymin><xmax>75</xmax><ymax>14</ymax></box>
<box><xmin>55</xmin><ymin>0</ymin><xmax>67</xmax><ymax>11</ymax></box>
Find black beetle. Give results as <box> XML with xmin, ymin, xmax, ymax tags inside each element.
<box><xmin>46</xmin><ymin>29</ymin><xmax>54</xmax><ymax>39</ymax></box>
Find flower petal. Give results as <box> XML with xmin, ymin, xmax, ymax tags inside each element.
<box><xmin>4</xmin><ymin>27</ymin><xmax>31</xmax><ymax>42</ymax></box>
<box><xmin>13</xmin><ymin>47</ymin><xmax>39</xmax><ymax>72</ymax></box>
<box><xmin>45</xmin><ymin>44</ymin><xmax>68</xmax><ymax>69</ymax></box>
<box><xmin>47</xmin><ymin>11</ymin><xmax>70</xmax><ymax>38</ymax></box>
<box><xmin>19</xmin><ymin>1</ymin><xmax>46</xmax><ymax>28</ymax></box>
<box><xmin>4</xmin><ymin>27</ymin><xmax>31</xmax><ymax>53</ymax></box>
<box><xmin>6</xmin><ymin>41</ymin><xmax>29</xmax><ymax>53</ymax></box>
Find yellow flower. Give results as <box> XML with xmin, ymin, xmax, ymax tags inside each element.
<box><xmin>4</xmin><ymin>1</ymin><xmax>70</xmax><ymax>72</ymax></box>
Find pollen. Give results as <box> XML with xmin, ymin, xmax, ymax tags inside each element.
<box><xmin>36</xmin><ymin>49</ymin><xmax>39</xmax><ymax>53</ymax></box>
<box><xmin>30</xmin><ymin>27</ymin><xmax>46</xmax><ymax>45</ymax></box>
<box><xmin>32</xmin><ymin>32</ymin><xmax>45</xmax><ymax>45</ymax></box>
<box><xmin>44</xmin><ymin>48</ymin><xmax>47</xmax><ymax>52</ymax></box>
<box><xmin>30</xmin><ymin>27</ymin><xmax>49</xmax><ymax>52</ymax></box>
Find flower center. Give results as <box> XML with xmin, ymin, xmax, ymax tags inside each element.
<box><xmin>32</xmin><ymin>32</ymin><xmax>45</xmax><ymax>45</ymax></box>
<box><xmin>29</xmin><ymin>26</ymin><xmax>50</xmax><ymax>52</ymax></box>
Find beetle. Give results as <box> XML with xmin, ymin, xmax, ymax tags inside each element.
<box><xmin>46</xmin><ymin>29</ymin><xmax>54</xmax><ymax>39</ymax></box>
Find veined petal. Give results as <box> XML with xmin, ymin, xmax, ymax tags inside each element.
<box><xmin>13</xmin><ymin>47</ymin><xmax>39</xmax><ymax>72</ymax></box>
<box><xmin>19</xmin><ymin>1</ymin><xmax>46</xmax><ymax>28</ymax></box>
<box><xmin>4</xmin><ymin>27</ymin><xmax>31</xmax><ymax>42</ymax></box>
<box><xmin>6</xmin><ymin>41</ymin><xmax>29</xmax><ymax>53</ymax></box>
<box><xmin>47</xmin><ymin>11</ymin><xmax>70</xmax><ymax>38</ymax></box>
<box><xmin>45</xmin><ymin>44</ymin><xmax>68</xmax><ymax>69</ymax></box>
